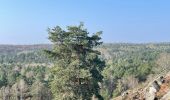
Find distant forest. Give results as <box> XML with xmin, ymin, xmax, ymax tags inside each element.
<box><xmin>0</xmin><ymin>43</ymin><xmax>170</xmax><ymax>99</ymax></box>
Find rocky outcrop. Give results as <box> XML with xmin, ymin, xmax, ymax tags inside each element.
<box><xmin>145</xmin><ymin>79</ymin><xmax>162</xmax><ymax>100</ymax></box>
<box><xmin>113</xmin><ymin>75</ymin><xmax>170</xmax><ymax>100</ymax></box>
<box><xmin>160</xmin><ymin>91</ymin><xmax>170</xmax><ymax>100</ymax></box>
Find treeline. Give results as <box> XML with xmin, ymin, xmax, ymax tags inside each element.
<box><xmin>0</xmin><ymin>51</ymin><xmax>51</xmax><ymax>64</ymax></box>
<box><xmin>0</xmin><ymin>44</ymin><xmax>52</xmax><ymax>64</ymax></box>
<box><xmin>0</xmin><ymin>44</ymin><xmax>51</xmax><ymax>54</ymax></box>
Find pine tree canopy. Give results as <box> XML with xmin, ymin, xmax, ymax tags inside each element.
<box><xmin>45</xmin><ymin>23</ymin><xmax>105</xmax><ymax>100</ymax></box>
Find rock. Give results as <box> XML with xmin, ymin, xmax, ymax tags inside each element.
<box><xmin>160</xmin><ymin>90</ymin><xmax>170</xmax><ymax>100</ymax></box>
<box><xmin>145</xmin><ymin>80</ymin><xmax>161</xmax><ymax>100</ymax></box>
<box><xmin>145</xmin><ymin>86</ymin><xmax>157</xmax><ymax>100</ymax></box>
<box><xmin>121</xmin><ymin>91</ymin><xmax>129</xmax><ymax>99</ymax></box>
<box><xmin>152</xmin><ymin>81</ymin><xmax>160</xmax><ymax>91</ymax></box>
<box><xmin>157</xmin><ymin>76</ymin><xmax>165</xmax><ymax>86</ymax></box>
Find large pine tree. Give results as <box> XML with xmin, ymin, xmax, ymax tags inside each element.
<box><xmin>46</xmin><ymin>23</ymin><xmax>105</xmax><ymax>100</ymax></box>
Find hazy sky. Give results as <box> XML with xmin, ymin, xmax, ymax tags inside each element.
<box><xmin>0</xmin><ymin>0</ymin><xmax>170</xmax><ymax>44</ymax></box>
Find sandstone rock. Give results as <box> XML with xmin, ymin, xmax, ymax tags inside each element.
<box><xmin>160</xmin><ymin>90</ymin><xmax>170</xmax><ymax>100</ymax></box>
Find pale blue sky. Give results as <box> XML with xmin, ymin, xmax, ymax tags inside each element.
<box><xmin>0</xmin><ymin>0</ymin><xmax>170</xmax><ymax>44</ymax></box>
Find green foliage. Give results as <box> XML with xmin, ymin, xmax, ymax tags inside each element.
<box><xmin>1</xmin><ymin>41</ymin><xmax>170</xmax><ymax>99</ymax></box>
<box><xmin>31</xmin><ymin>80</ymin><xmax>52</xmax><ymax>100</ymax></box>
<box><xmin>100</xmin><ymin>44</ymin><xmax>161</xmax><ymax>99</ymax></box>
<box><xmin>0</xmin><ymin>64</ymin><xmax>51</xmax><ymax>99</ymax></box>
<box><xmin>0</xmin><ymin>67</ymin><xmax>7</xmax><ymax>87</ymax></box>
<box><xmin>46</xmin><ymin>23</ymin><xmax>105</xmax><ymax>100</ymax></box>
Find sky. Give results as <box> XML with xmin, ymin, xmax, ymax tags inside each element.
<box><xmin>0</xmin><ymin>0</ymin><xmax>170</xmax><ymax>44</ymax></box>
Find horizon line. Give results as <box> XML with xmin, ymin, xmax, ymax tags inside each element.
<box><xmin>1</xmin><ymin>42</ymin><xmax>170</xmax><ymax>46</ymax></box>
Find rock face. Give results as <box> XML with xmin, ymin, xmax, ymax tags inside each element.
<box><xmin>157</xmin><ymin>76</ymin><xmax>164</xmax><ymax>86</ymax></box>
<box><xmin>145</xmin><ymin>80</ymin><xmax>161</xmax><ymax>100</ymax></box>
<box><xmin>113</xmin><ymin>75</ymin><xmax>170</xmax><ymax>100</ymax></box>
<box><xmin>152</xmin><ymin>81</ymin><xmax>161</xmax><ymax>91</ymax></box>
<box><xmin>145</xmin><ymin>86</ymin><xmax>157</xmax><ymax>100</ymax></box>
<box><xmin>160</xmin><ymin>91</ymin><xmax>170</xmax><ymax>100</ymax></box>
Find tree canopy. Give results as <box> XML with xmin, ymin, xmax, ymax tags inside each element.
<box><xmin>45</xmin><ymin>23</ymin><xmax>105</xmax><ymax>100</ymax></box>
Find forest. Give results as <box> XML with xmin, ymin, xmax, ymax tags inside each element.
<box><xmin>0</xmin><ymin>42</ymin><xmax>170</xmax><ymax>99</ymax></box>
<box><xmin>0</xmin><ymin>23</ymin><xmax>170</xmax><ymax>100</ymax></box>
<box><xmin>1</xmin><ymin>0</ymin><xmax>170</xmax><ymax>99</ymax></box>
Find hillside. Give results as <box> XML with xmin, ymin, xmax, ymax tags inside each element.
<box><xmin>113</xmin><ymin>72</ymin><xmax>170</xmax><ymax>100</ymax></box>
